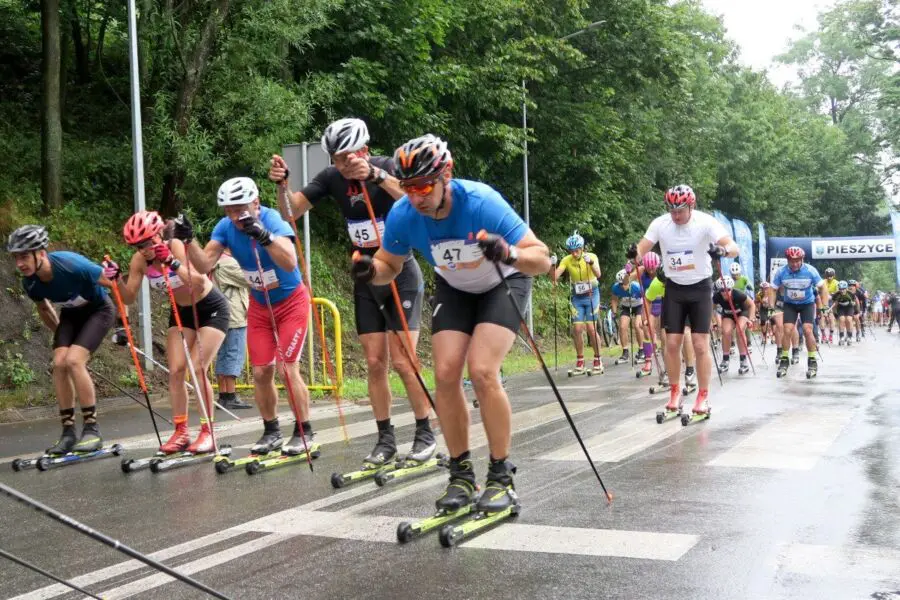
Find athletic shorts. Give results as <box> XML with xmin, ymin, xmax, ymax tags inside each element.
<box><xmin>247</xmin><ymin>286</ymin><xmax>309</xmax><ymax>366</ymax></box>
<box><xmin>53</xmin><ymin>298</ymin><xmax>115</xmax><ymax>352</ymax></box>
<box><xmin>570</xmin><ymin>288</ymin><xmax>600</xmax><ymax>324</ymax></box>
<box><xmin>873</xmin><ymin>304</ymin><xmax>883</xmax><ymax>313</ymax></box>
<box><xmin>431</xmin><ymin>273</ymin><xmax>532</xmax><ymax>336</ymax></box>
<box><xmin>618</xmin><ymin>305</ymin><xmax>642</xmax><ymax>319</ymax></box>
<box><xmin>168</xmin><ymin>288</ymin><xmax>230</xmax><ymax>334</ymax></box>
<box><xmin>215</xmin><ymin>326</ymin><xmax>247</xmax><ymax>377</ymax></box>
<box><xmin>759</xmin><ymin>307</ymin><xmax>770</xmax><ymax>323</ymax></box>
<box><xmin>834</xmin><ymin>304</ymin><xmax>854</xmax><ymax>318</ymax></box>
<box><xmin>783</xmin><ymin>302</ymin><xmax>816</xmax><ymax>326</ymax></box>
<box><xmin>354</xmin><ymin>257</ymin><xmax>423</xmax><ymax>335</ymax></box>
<box><xmin>853</xmin><ymin>305</ymin><xmax>860</xmax><ymax>316</ymax></box>
<box><xmin>662</xmin><ymin>278</ymin><xmax>713</xmax><ymax>335</ymax></box>
<box><xmin>650</xmin><ymin>301</ymin><xmax>662</xmax><ymax>318</ymax></box>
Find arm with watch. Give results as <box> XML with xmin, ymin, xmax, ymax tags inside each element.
<box><xmin>475</xmin><ymin>229</ymin><xmax>550</xmax><ymax>276</ymax></box>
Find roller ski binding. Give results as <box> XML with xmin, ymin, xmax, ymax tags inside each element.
<box><xmin>439</xmin><ymin>459</ymin><xmax>520</xmax><ymax>548</ymax></box>
<box><xmin>590</xmin><ymin>357</ymin><xmax>604</xmax><ymax>376</ymax></box>
<box><xmin>806</xmin><ymin>357</ymin><xmax>818</xmax><ymax>379</ymax></box>
<box><xmin>656</xmin><ymin>391</ymin><xmax>683</xmax><ymax>424</ymax></box>
<box><xmin>776</xmin><ymin>356</ymin><xmax>789</xmax><ymax>378</ymax></box>
<box><xmin>331</xmin><ymin>426</ymin><xmax>398</xmax><ymax>488</ymax></box>
<box><xmin>214</xmin><ymin>424</ymin><xmax>283</xmax><ymax>474</ymax></box>
<box><xmin>614</xmin><ymin>350</ymin><xmax>630</xmax><ymax>365</ymax></box>
<box><xmin>567</xmin><ymin>358</ymin><xmax>587</xmax><ymax>377</ymax></box>
<box><xmin>717</xmin><ymin>358</ymin><xmax>730</xmax><ymax>374</ymax></box>
<box><xmin>648</xmin><ymin>371</ymin><xmax>669</xmax><ymax>394</ymax></box>
<box><xmin>682</xmin><ymin>369</ymin><xmax>697</xmax><ymax>395</ymax></box>
<box><xmin>123</xmin><ymin>427</ymin><xmax>189</xmax><ymax>473</ymax></box>
<box><xmin>681</xmin><ymin>393</ymin><xmax>711</xmax><ymax>426</ymax></box>
<box><xmin>397</xmin><ymin>455</ymin><xmax>477</xmax><ymax>543</ymax></box>
<box><xmin>248</xmin><ymin>427</ymin><xmax>320</xmax><ymax>475</ymax></box>
<box><xmin>375</xmin><ymin>425</ymin><xmax>443</xmax><ymax>487</ymax></box>
<box><xmin>737</xmin><ymin>358</ymin><xmax>750</xmax><ymax>375</ymax></box>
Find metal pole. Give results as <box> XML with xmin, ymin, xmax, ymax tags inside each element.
<box><xmin>522</xmin><ymin>78</ymin><xmax>533</xmax><ymax>333</ymax></box>
<box><xmin>302</xmin><ymin>143</ymin><xmax>314</xmax><ymax>380</ymax></box>
<box><xmin>126</xmin><ymin>0</ymin><xmax>153</xmax><ymax>370</ymax></box>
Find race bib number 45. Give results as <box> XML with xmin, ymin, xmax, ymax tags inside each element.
<box><xmin>243</xmin><ymin>269</ymin><xmax>280</xmax><ymax>291</ymax></box>
<box><xmin>347</xmin><ymin>218</ymin><xmax>384</xmax><ymax>249</ymax></box>
<box><xmin>430</xmin><ymin>239</ymin><xmax>484</xmax><ymax>271</ymax></box>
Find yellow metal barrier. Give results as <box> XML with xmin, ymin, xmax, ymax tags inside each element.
<box><xmin>210</xmin><ymin>297</ymin><xmax>343</xmax><ymax>396</ymax></box>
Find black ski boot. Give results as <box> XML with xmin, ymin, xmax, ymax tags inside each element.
<box><xmin>806</xmin><ymin>357</ymin><xmax>818</xmax><ymax>379</ymax></box>
<box><xmin>776</xmin><ymin>356</ymin><xmax>789</xmax><ymax>378</ymax></box>
<box><xmin>476</xmin><ymin>458</ymin><xmax>518</xmax><ymax>513</ymax></box>
<box><xmin>74</xmin><ymin>423</ymin><xmax>102</xmax><ymax>452</ymax></box>
<box><xmin>791</xmin><ymin>348</ymin><xmax>800</xmax><ymax>365</ymax></box>
<box><xmin>46</xmin><ymin>426</ymin><xmax>77</xmax><ymax>456</ymax></box>
<box><xmin>435</xmin><ymin>454</ymin><xmax>477</xmax><ymax>512</ymax></box>
<box><xmin>718</xmin><ymin>358</ymin><xmax>730</xmax><ymax>374</ymax></box>
<box><xmin>250</xmin><ymin>419</ymin><xmax>283</xmax><ymax>454</ymax></box>
<box><xmin>614</xmin><ymin>349</ymin><xmax>630</xmax><ymax>365</ymax></box>
<box><xmin>283</xmin><ymin>423</ymin><xmax>315</xmax><ymax>456</ymax></box>
<box><xmin>364</xmin><ymin>425</ymin><xmax>397</xmax><ymax>466</ymax></box>
<box><xmin>407</xmin><ymin>421</ymin><xmax>436</xmax><ymax>463</ymax></box>
<box><xmin>738</xmin><ymin>357</ymin><xmax>750</xmax><ymax>375</ymax></box>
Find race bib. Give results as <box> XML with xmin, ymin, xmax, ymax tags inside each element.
<box><xmin>243</xmin><ymin>269</ymin><xmax>280</xmax><ymax>291</ymax></box>
<box><xmin>573</xmin><ymin>282</ymin><xmax>592</xmax><ymax>295</ymax></box>
<box><xmin>430</xmin><ymin>239</ymin><xmax>483</xmax><ymax>271</ymax></box>
<box><xmin>148</xmin><ymin>273</ymin><xmax>183</xmax><ymax>291</ymax></box>
<box><xmin>666</xmin><ymin>250</ymin><xmax>696</xmax><ymax>272</ymax></box>
<box><xmin>346</xmin><ymin>218</ymin><xmax>384</xmax><ymax>249</ymax></box>
<box><xmin>60</xmin><ymin>295</ymin><xmax>88</xmax><ymax>308</ymax></box>
<box><xmin>787</xmin><ymin>288</ymin><xmax>805</xmax><ymax>301</ymax></box>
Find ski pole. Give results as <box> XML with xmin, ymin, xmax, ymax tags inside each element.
<box><xmin>274</xmin><ymin>179</ymin><xmax>349</xmax><ymax>441</ymax></box>
<box><xmin>250</xmin><ymin>241</ymin><xmax>313</xmax><ymax>471</ymax></box>
<box><xmin>0</xmin><ymin>482</ymin><xmax>234</xmax><ymax>600</ymax></box>
<box><xmin>161</xmin><ymin>269</ymin><xmax>220</xmax><ymax>455</ymax></box>
<box><xmin>183</xmin><ymin>254</ymin><xmax>223</xmax><ymax>428</ymax></box>
<box><xmin>709</xmin><ymin>332</ymin><xmax>724</xmax><ymax>387</ymax></box>
<box><xmin>477</xmin><ymin>233</ymin><xmax>612</xmax><ymax>504</ymax></box>
<box><xmin>633</xmin><ymin>264</ymin><xmax>665</xmax><ymax>379</ymax></box>
<box><xmin>553</xmin><ymin>266</ymin><xmax>558</xmax><ymax>372</ymax></box>
<box><xmin>359</xmin><ymin>184</ymin><xmax>436</xmax><ymax>412</ymax></box>
<box><xmin>87</xmin><ymin>366</ymin><xmax>173</xmax><ymax>425</ymax></box>
<box><xmin>105</xmin><ymin>256</ymin><xmax>162</xmax><ymax>446</ymax></box>
<box><xmin>583</xmin><ymin>259</ymin><xmax>603</xmax><ymax>373</ymax></box>
<box><xmin>0</xmin><ymin>548</ymin><xmax>104</xmax><ymax>600</ymax></box>
<box><xmin>716</xmin><ymin>260</ymin><xmax>755</xmax><ymax>375</ymax></box>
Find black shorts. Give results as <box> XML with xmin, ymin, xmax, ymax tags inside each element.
<box><xmin>354</xmin><ymin>257</ymin><xmax>424</xmax><ymax>335</ymax></box>
<box><xmin>783</xmin><ymin>302</ymin><xmax>816</xmax><ymax>326</ymax></box>
<box><xmin>54</xmin><ymin>297</ymin><xmax>115</xmax><ymax>352</ymax></box>
<box><xmin>852</xmin><ymin>305</ymin><xmax>860</xmax><ymax>316</ymax></box>
<box><xmin>759</xmin><ymin>307</ymin><xmax>770</xmax><ymax>323</ymax></box>
<box><xmin>168</xmin><ymin>288</ymin><xmax>230</xmax><ymax>334</ymax></box>
<box><xmin>662</xmin><ymin>278</ymin><xmax>713</xmax><ymax>335</ymax></box>
<box><xmin>431</xmin><ymin>273</ymin><xmax>531</xmax><ymax>336</ymax></box>
<box><xmin>834</xmin><ymin>304</ymin><xmax>854</xmax><ymax>318</ymax></box>
<box><xmin>617</xmin><ymin>305</ymin><xmax>642</xmax><ymax>319</ymax></box>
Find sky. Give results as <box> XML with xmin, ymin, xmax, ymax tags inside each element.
<box><xmin>701</xmin><ymin>0</ymin><xmax>837</xmax><ymax>87</ymax></box>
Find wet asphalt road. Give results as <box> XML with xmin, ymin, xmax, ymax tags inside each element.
<box><xmin>1</xmin><ymin>330</ymin><xmax>899</xmax><ymax>600</ymax></box>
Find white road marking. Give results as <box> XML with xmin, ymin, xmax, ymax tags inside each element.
<box><xmin>707</xmin><ymin>408</ymin><xmax>852</xmax><ymax>470</ymax></box>
<box><xmin>776</xmin><ymin>543</ymin><xmax>900</xmax><ymax>582</ymax></box>
<box><xmin>525</xmin><ymin>385</ymin><xmax>601</xmax><ymax>390</ymax></box>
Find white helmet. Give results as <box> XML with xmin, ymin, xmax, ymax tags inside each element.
<box><xmin>321</xmin><ymin>118</ymin><xmax>369</xmax><ymax>155</ymax></box>
<box><xmin>616</xmin><ymin>269</ymin><xmax>627</xmax><ymax>284</ymax></box>
<box><xmin>729</xmin><ymin>262</ymin><xmax>741</xmax><ymax>276</ymax></box>
<box><xmin>715</xmin><ymin>276</ymin><xmax>735</xmax><ymax>291</ymax></box>
<box><xmin>217</xmin><ymin>177</ymin><xmax>259</xmax><ymax>207</ymax></box>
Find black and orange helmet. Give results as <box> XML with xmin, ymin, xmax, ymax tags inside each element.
<box><xmin>393</xmin><ymin>135</ymin><xmax>453</xmax><ymax>183</ymax></box>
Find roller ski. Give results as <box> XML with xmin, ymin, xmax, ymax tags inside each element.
<box><xmin>656</xmin><ymin>390</ymin><xmax>683</xmax><ymax>424</ymax></box>
<box><xmin>776</xmin><ymin>355</ymin><xmax>790</xmax><ymax>378</ymax></box>
<box><xmin>397</xmin><ymin>454</ymin><xmax>479</xmax><ymax>543</ymax></box>
<box><xmin>590</xmin><ymin>357</ymin><xmax>604</xmax><ymax>376</ymax></box>
<box><xmin>805</xmin><ymin>357</ymin><xmax>818</xmax><ymax>379</ymax></box>
<box><xmin>635</xmin><ymin>361</ymin><xmax>653</xmax><ymax>379</ymax></box>
<box><xmin>150</xmin><ymin>427</ymin><xmax>230</xmax><ymax>473</ymax></box>
<box><xmin>331</xmin><ymin>425</ymin><xmax>398</xmax><ymax>488</ymax></box>
<box><xmin>614</xmin><ymin>350</ymin><xmax>630</xmax><ymax>365</ymax></box>
<box><xmin>648</xmin><ymin>372</ymin><xmax>669</xmax><ymax>394</ymax></box>
<box><xmin>566</xmin><ymin>358</ymin><xmax>587</xmax><ymax>378</ymax></box>
<box><xmin>375</xmin><ymin>425</ymin><xmax>442</xmax><ymax>486</ymax></box>
<box><xmin>682</xmin><ymin>368</ymin><xmax>698</xmax><ymax>396</ymax></box>
<box><xmin>791</xmin><ymin>348</ymin><xmax>800</xmax><ymax>365</ymax></box>
<box><xmin>247</xmin><ymin>428</ymin><xmax>321</xmax><ymax>475</ymax></box>
<box><xmin>680</xmin><ymin>392</ymin><xmax>711</xmax><ymax>426</ymax></box>
<box><xmin>215</xmin><ymin>421</ymin><xmax>284</xmax><ymax>474</ymax></box>
<box><xmin>123</xmin><ymin>426</ymin><xmax>190</xmax><ymax>473</ymax></box>
<box><xmin>737</xmin><ymin>357</ymin><xmax>750</xmax><ymax>375</ymax></box>
<box><xmin>717</xmin><ymin>358</ymin><xmax>730</xmax><ymax>374</ymax></box>
<box><xmin>439</xmin><ymin>458</ymin><xmax>520</xmax><ymax>548</ymax></box>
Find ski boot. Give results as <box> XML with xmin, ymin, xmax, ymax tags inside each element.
<box><xmin>250</xmin><ymin>427</ymin><xmax>284</xmax><ymax>455</ymax></box>
<box><xmin>46</xmin><ymin>425</ymin><xmax>77</xmax><ymax>456</ymax></box>
<box><xmin>656</xmin><ymin>386</ymin><xmax>683</xmax><ymax>423</ymax></box>
<box><xmin>691</xmin><ymin>392</ymin><xmax>710</xmax><ymax>416</ymax></box>
<box><xmin>683</xmin><ymin>368</ymin><xmax>698</xmax><ymax>395</ymax></box>
<box><xmin>591</xmin><ymin>357</ymin><xmax>604</xmax><ymax>375</ymax></box>
<box><xmin>738</xmin><ymin>357</ymin><xmax>750</xmax><ymax>375</ymax></box>
<box><xmin>837</xmin><ymin>336</ymin><xmax>844</xmax><ymax>347</ymax></box>
<box><xmin>476</xmin><ymin>459</ymin><xmax>517</xmax><ymax>513</ymax></box>
<box><xmin>408</xmin><ymin>423</ymin><xmax>437</xmax><ymax>463</ymax></box>
<box><xmin>187</xmin><ymin>425</ymin><xmax>214</xmax><ymax>454</ymax></box>
<box><xmin>364</xmin><ymin>425</ymin><xmax>397</xmax><ymax>466</ymax></box>
<box><xmin>856</xmin><ymin>332</ymin><xmax>861</xmax><ymax>343</ymax></box>
<box><xmin>614</xmin><ymin>350</ymin><xmax>630</xmax><ymax>365</ymax></box>
<box><xmin>635</xmin><ymin>348</ymin><xmax>646</xmax><ymax>361</ymax></box>
<box><xmin>806</xmin><ymin>357</ymin><xmax>818</xmax><ymax>379</ymax></box>
<box><xmin>159</xmin><ymin>426</ymin><xmax>191</xmax><ymax>454</ymax></box>
<box><xmin>718</xmin><ymin>358</ymin><xmax>730</xmax><ymax>374</ymax></box>
<box><xmin>791</xmin><ymin>348</ymin><xmax>800</xmax><ymax>365</ymax></box>
<box><xmin>567</xmin><ymin>357</ymin><xmax>586</xmax><ymax>377</ymax></box>
<box><xmin>283</xmin><ymin>425</ymin><xmax>315</xmax><ymax>456</ymax></box>
<box><xmin>776</xmin><ymin>355</ymin><xmax>789</xmax><ymax>378</ymax></box>
<box><xmin>636</xmin><ymin>360</ymin><xmax>653</xmax><ymax>379</ymax></box>
<box><xmin>436</xmin><ymin>455</ymin><xmax>477</xmax><ymax>512</ymax></box>
<box><xmin>74</xmin><ymin>423</ymin><xmax>103</xmax><ymax>453</ymax></box>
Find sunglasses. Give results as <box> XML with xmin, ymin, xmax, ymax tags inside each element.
<box><xmin>401</xmin><ymin>179</ymin><xmax>438</xmax><ymax>196</ymax></box>
<box><xmin>132</xmin><ymin>239</ymin><xmax>154</xmax><ymax>250</ymax></box>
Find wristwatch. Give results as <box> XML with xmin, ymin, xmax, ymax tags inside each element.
<box><xmin>503</xmin><ymin>245</ymin><xmax>519</xmax><ymax>266</ymax></box>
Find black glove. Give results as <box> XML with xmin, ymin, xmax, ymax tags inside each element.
<box><xmin>350</xmin><ymin>252</ymin><xmax>375</xmax><ymax>284</ymax></box>
<box><xmin>111</xmin><ymin>328</ymin><xmax>128</xmax><ymax>347</ymax></box>
<box><xmin>656</xmin><ymin>269</ymin><xmax>667</xmax><ymax>284</ymax></box>
<box><xmin>625</xmin><ymin>243</ymin><xmax>638</xmax><ymax>260</ymax></box>
<box><xmin>707</xmin><ymin>243</ymin><xmax>726</xmax><ymax>259</ymax></box>
<box><xmin>238</xmin><ymin>212</ymin><xmax>274</xmax><ymax>246</ymax></box>
<box><xmin>172</xmin><ymin>213</ymin><xmax>194</xmax><ymax>244</ymax></box>
<box><xmin>477</xmin><ymin>232</ymin><xmax>515</xmax><ymax>265</ymax></box>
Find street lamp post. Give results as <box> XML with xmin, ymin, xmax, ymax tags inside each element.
<box><xmin>522</xmin><ymin>20</ymin><xmax>605</xmax><ymax>332</ymax></box>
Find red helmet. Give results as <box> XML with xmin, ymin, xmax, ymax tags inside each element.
<box><xmin>664</xmin><ymin>185</ymin><xmax>696</xmax><ymax>209</ymax></box>
<box><xmin>124</xmin><ymin>211</ymin><xmax>164</xmax><ymax>245</ymax></box>
<box><xmin>785</xmin><ymin>246</ymin><xmax>805</xmax><ymax>260</ymax></box>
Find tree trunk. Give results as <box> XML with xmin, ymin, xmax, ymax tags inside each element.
<box><xmin>94</xmin><ymin>8</ymin><xmax>110</xmax><ymax>69</ymax></box>
<box><xmin>41</xmin><ymin>0</ymin><xmax>63</xmax><ymax>213</ymax></box>
<box><xmin>67</xmin><ymin>0</ymin><xmax>90</xmax><ymax>83</ymax></box>
<box><xmin>159</xmin><ymin>0</ymin><xmax>230</xmax><ymax>216</ymax></box>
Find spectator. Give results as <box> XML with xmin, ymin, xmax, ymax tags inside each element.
<box><xmin>214</xmin><ymin>249</ymin><xmax>252</xmax><ymax>409</ymax></box>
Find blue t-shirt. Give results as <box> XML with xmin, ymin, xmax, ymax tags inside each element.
<box><xmin>641</xmin><ymin>272</ymin><xmax>661</xmax><ymax>310</ymax></box>
<box><xmin>23</xmin><ymin>251</ymin><xmax>108</xmax><ymax>309</ymax></box>
<box><xmin>382</xmin><ymin>179</ymin><xmax>528</xmax><ymax>294</ymax></box>
<box><xmin>773</xmin><ymin>263</ymin><xmax>822</xmax><ymax>305</ymax></box>
<box><xmin>211</xmin><ymin>206</ymin><xmax>302</xmax><ymax>305</ymax></box>
<box><xmin>611</xmin><ymin>281</ymin><xmax>643</xmax><ymax>307</ymax></box>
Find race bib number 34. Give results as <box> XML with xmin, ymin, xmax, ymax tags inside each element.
<box><xmin>430</xmin><ymin>239</ymin><xmax>483</xmax><ymax>271</ymax></box>
<box><xmin>243</xmin><ymin>269</ymin><xmax>280</xmax><ymax>291</ymax></box>
<box><xmin>666</xmin><ymin>250</ymin><xmax>696</xmax><ymax>272</ymax></box>
<box><xmin>347</xmin><ymin>218</ymin><xmax>384</xmax><ymax>249</ymax></box>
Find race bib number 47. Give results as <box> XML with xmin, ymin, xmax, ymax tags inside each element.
<box><xmin>430</xmin><ymin>239</ymin><xmax>484</xmax><ymax>271</ymax></box>
<box><xmin>347</xmin><ymin>218</ymin><xmax>384</xmax><ymax>249</ymax></box>
<box><xmin>243</xmin><ymin>269</ymin><xmax>280</xmax><ymax>291</ymax></box>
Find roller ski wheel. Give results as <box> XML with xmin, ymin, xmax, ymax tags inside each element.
<box><xmin>245</xmin><ymin>460</ymin><xmax>261</xmax><ymax>475</ymax></box>
<box><xmin>681</xmin><ymin>408</ymin><xmax>711</xmax><ymax>427</ymax></box>
<box><xmin>150</xmin><ymin>445</ymin><xmax>231</xmax><ymax>474</ymax></box>
<box><xmin>656</xmin><ymin>402</ymin><xmax>683</xmax><ymax>424</ymax></box>
<box><xmin>36</xmin><ymin>443</ymin><xmax>124</xmax><ymax>472</ymax></box>
<box><xmin>11</xmin><ymin>455</ymin><xmax>46</xmax><ymax>472</ymax></box>
<box><xmin>396</xmin><ymin>499</ymin><xmax>478</xmax><ymax>544</ymax></box>
<box><xmin>439</xmin><ymin>497</ymin><xmax>521</xmax><ymax>548</ymax></box>
<box><xmin>567</xmin><ymin>367</ymin><xmax>587</xmax><ymax>377</ymax></box>
<box><xmin>215</xmin><ymin>458</ymin><xmax>233</xmax><ymax>474</ymax></box>
<box><xmin>11</xmin><ymin>458</ymin><xmax>24</xmax><ymax>472</ymax></box>
<box><xmin>214</xmin><ymin>449</ymin><xmax>281</xmax><ymax>475</ymax></box>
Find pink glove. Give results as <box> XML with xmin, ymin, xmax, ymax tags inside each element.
<box><xmin>153</xmin><ymin>243</ymin><xmax>173</xmax><ymax>265</ymax></box>
<box><xmin>624</xmin><ymin>262</ymin><xmax>634</xmax><ymax>274</ymax></box>
<box><xmin>102</xmin><ymin>260</ymin><xmax>120</xmax><ymax>280</ymax></box>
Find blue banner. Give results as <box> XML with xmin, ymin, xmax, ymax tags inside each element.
<box><xmin>712</xmin><ymin>210</ymin><xmax>736</xmax><ymax>274</ymax></box>
<box><xmin>891</xmin><ymin>211</ymin><xmax>900</xmax><ymax>287</ymax></box>
<box><xmin>733</xmin><ymin>219</ymin><xmax>754</xmax><ymax>287</ymax></box>
<box><xmin>757</xmin><ymin>222</ymin><xmax>767</xmax><ymax>284</ymax></box>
